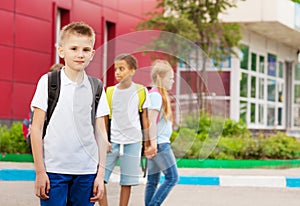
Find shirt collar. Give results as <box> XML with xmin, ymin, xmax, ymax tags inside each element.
<box><xmin>61</xmin><ymin>68</ymin><xmax>89</xmax><ymax>88</ymax></box>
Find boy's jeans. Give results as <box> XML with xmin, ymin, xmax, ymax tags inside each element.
<box><xmin>145</xmin><ymin>143</ymin><xmax>179</xmax><ymax>206</ymax></box>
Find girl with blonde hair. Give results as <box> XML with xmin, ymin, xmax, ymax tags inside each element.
<box><xmin>144</xmin><ymin>60</ymin><xmax>178</xmax><ymax>206</ymax></box>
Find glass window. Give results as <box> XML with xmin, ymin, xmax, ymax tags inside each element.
<box><xmin>278</xmin><ymin>61</ymin><xmax>283</xmax><ymax>78</ymax></box>
<box><xmin>267</xmin><ymin>106</ymin><xmax>275</xmax><ymax>126</ymax></box>
<box><xmin>240</xmin><ymin>44</ymin><xmax>249</xmax><ymax>70</ymax></box>
<box><xmin>240</xmin><ymin>73</ymin><xmax>248</xmax><ymax>97</ymax></box>
<box><xmin>294</xmin><ymin>85</ymin><xmax>300</xmax><ymax>104</ymax></box>
<box><xmin>294</xmin><ymin>107</ymin><xmax>300</xmax><ymax>127</ymax></box>
<box><xmin>267</xmin><ymin>79</ymin><xmax>276</xmax><ymax>102</ymax></box>
<box><xmin>251</xmin><ymin>103</ymin><xmax>255</xmax><ymax>123</ymax></box>
<box><xmin>251</xmin><ymin>76</ymin><xmax>256</xmax><ymax>98</ymax></box>
<box><xmin>258</xmin><ymin>78</ymin><xmax>264</xmax><ymax>99</ymax></box>
<box><xmin>278</xmin><ymin>108</ymin><xmax>282</xmax><ymax>126</ymax></box>
<box><xmin>240</xmin><ymin>101</ymin><xmax>247</xmax><ymax>123</ymax></box>
<box><xmin>295</xmin><ymin>64</ymin><xmax>300</xmax><ymax>80</ymax></box>
<box><xmin>258</xmin><ymin>104</ymin><xmax>264</xmax><ymax>124</ymax></box>
<box><xmin>259</xmin><ymin>55</ymin><xmax>265</xmax><ymax>73</ymax></box>
<box><xmin>251</xmin><ymin>53</ymin><xmax>257</xmax><ymax>71</ymax></box>
<box><xmin>267</xmin><ymin>53</ymin><xmax>277</xmax><ymax>76</ymax></box>
<box><xmin>278</xmin><ymin>82</ymin><xmax>283</xmax><ymax>102</ymax></box>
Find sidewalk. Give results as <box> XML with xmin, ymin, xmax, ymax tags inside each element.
<box><xmin>1</xmin><ymin>162</ymin><xmax>300</xmax><ymax>206</ymax></box>
<box><xmin>1</xmin><ymin>162</ymin><xmax>300</xmax><ymax>188</ymax></box>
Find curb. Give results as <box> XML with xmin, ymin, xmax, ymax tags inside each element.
<box><xmin>1</xmin><ymin>169</ymin><xmax>300</xmax><ymax>188</ymax></box>
<box><xmin>2</xmin><ymin>154</ymin><xmax>300</xmax><ymax>169</ymax></box>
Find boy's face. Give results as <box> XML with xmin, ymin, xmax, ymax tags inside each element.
<box><xmin>114</xmin><ymin>60</ymin><xmax>135</xmax><ymax>83</ymax></box>
<box><xmin>58</xmin><ymin>34</ymin><xmax>95</xmax><ymax>72</ymax></box>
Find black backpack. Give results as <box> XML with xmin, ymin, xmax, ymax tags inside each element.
<box><xmin>42</xmin><ymin>70</ymin><xmax>103</xmax><ymax>138</ymax></box>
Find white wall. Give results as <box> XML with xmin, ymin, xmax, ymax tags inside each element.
<box><xmin>222</xmin><ymin>0</ymin><xmax>296</xmax><ymax>30</ymax></box>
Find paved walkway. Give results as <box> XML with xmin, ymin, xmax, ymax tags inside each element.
<box><xmin>1</xmin><ymin>162</ymin><xmax>300</xmax><ymax>187</ymax></box>
<box><xmin>1</xmin><ymin>162</ymin><xmax>300</xmax><ymax>206</ymax></box>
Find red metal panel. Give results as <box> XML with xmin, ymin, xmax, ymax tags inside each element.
<box><xmin>16</xmin><ymin>0</ymin><xmax>52</xmax><ymax>20</ymax></box>
<box><xmin>0</xmin><ymin>10</ymin><xmax>14</xmax><ymax>46</ymax></box>
<box><xmin>0</xmin><ymin>46</ymin><xmax>13</xmax><ymax>81</ymax></box>
<box><xmin>102</xmin><ymin>7</ymin><xmax>118</xmax><ymax>23</ymax></box>
<box><xmin>207</xmin><ymin>71</ymin><xmax>230</xmax><ymax>96</ymax></box>
<box><xmin>12</xmin><ymin>83</ymin><xmax>36</xmax><ymax>119</ymax></box>
<box><xmin>0</xmin><ymin>81</ymin><xmax>12</xmax><ymax>119</ymax></box>
<box><xmin>142</xmin><ymin>0</ymin><xmax>157</xmax><ymax>15</ymax></box>
<box><xmin>15</xmin><ymin>14</ymin><xmax>52</xmax><ymax>53</ymax></box>
<box><xmin>102</xmin><ymin>0</ymin><xmax>117</xmax><ymax>9</ymax></box>
<box><xmin>54</xmin><ymin>0</ymin><xmax>72</xmax><ymax>9</ymax></box>
<box><xmin>117</xmin><ymin>13</ymin><xmax>140</xmax><ymax>35</ymax></box>
<box><xmin>72</xmin><ymin>0</ymin><xmax>102</xmax><ymax>34</ymax></box>
<box><xmin>81</xmin><ymin>0</ymin><xmax>101</xmax><ymax>5</ymax></box>
<box><xmin>14</xmin><ymin>48</ymin><xmax>51</xmax><ymax>84</ymax></box>
<box><xmin>0</xmin><ymin>0</ymin><xmax>14</xmax><ymax>11</ymax></box>
<box><xmin>118</xmin><ymin>0</ymin><xmax>142</xmax><ymax>17</ymax></box>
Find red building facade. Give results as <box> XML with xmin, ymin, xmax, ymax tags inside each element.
<box><xmin>0</xmin><ymin>0</ymin><xmax>156</xmax><ymax>123</ymax></box>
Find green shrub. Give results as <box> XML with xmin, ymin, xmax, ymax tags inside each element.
<box><xmin>222</xmin><ymin>119</ymin><xmax>250</xmax><ymax>137</ymax></box>
<box><xmin>171</xmin><ymin>128</ymin><xmax>197</xmax><ymax>158</ymax></box>
<box><xmin>259</xmin><ymin>132</ymin><xmax>300</xmax><ymax>159</ymax></box>
<box><xmin>173</xmin><ymin>113</ymin><xmax>300</xmax><ymax>160</ymax></box>
<box><xmin>0</xmin><ymin>122</ymin><xmax>30</xmax><ymax>154</ymax></box>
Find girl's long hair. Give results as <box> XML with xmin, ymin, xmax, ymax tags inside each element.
<box><xmin>151</xmin><ymin>60</ymin><xmax>173</xmax><ymax>121</ymax></box>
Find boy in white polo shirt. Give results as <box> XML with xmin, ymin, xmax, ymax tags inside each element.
<box><xmin>30</xmin><ymin>22</ymin><xmax>109</xmax><ymax>206</ymax></box>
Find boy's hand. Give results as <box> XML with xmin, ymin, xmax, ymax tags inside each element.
<box><xmin>90</xmin><ymin>175</ymin><xmax>104</xmax><ymax>202</ymax></box>
<box><xmin>35</xmin><ymin>171</ymin><xmax>50</xmax><ymax>200</ymax></box>
<box><xmin>144</xmin><ymin>145</ymin><xmax>157</xmax><ymax>159</ymax></box>
<box><xmin>107</xmin><ymin>142</ymin><xmax>112</xmax><ymax>152</ymax></box>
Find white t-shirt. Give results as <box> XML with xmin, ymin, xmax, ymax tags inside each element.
<box><xmin>110</xmin><ymin>83</ymin><xmax>150</xmax><ymax>144</ymax></box>
<box><xmin>31</xmin><ymin>69</ymin><xmax>109</xmax><ymax>174</ymax></box>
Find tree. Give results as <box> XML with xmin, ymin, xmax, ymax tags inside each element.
<box><xmin>138</xmin><ymin>0</ymin><xmax>243</xmax><ymax>111</ymax></box>
<box><xmin>291</xmin><ymin>0</ymin><xmax>300</xmax><ymax>4</ymax></box>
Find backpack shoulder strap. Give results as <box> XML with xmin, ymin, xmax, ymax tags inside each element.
<box><xmin>43</xmin><ymin>70</ymin><xmax>61</xmax><ymax>138</ymax></box>
<box><xmin>149</xmin><ymin>87</ymin><xmax>162</xmax><ymax>123</ymax></box>
<box><xmin>136</xmin><ymin>84</ymin><xmax>146</xmax><ymax>113</ymax></box>
<box><xmin>106</xmin><ymin>86</ymin><xmax>115</xmax><ymax>119</ymax></box>
<box><xmin>88</xmin><ymin>76</ymin><xmax>103</xmax><ymax>128</ymax></box>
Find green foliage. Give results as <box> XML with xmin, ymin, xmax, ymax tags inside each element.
<box><xmin>171</xmin><ymin>128</ymin><xmax>197</xmax><ymax>158</ymax></box>
<box><xmin>0</xmin><ymin>122</ymin><xmax>30</xmax><ymax>154</ymax></box>
<box><xmin>291</xmin><ymin>0</ymin><xmax>300</xmax><ymax>4</ymax></box>
<box><xmin>259</xmin><ymin>133</ymin><xmax>300</xmax><ymax>159</ymax></box>
<box><xmin>184</xmin><ymin>112</ymin><xmax>249</xmax><ymax>137</ymax></box>
<box><xmin>222</xmin><ymin>118</ymin><xmax>250</xmax><ymax>137</ymax></box>
<box><xmin>172</xmin><ymin>113</ymin><xmax>300</xmax><ymax>160</ymax></box>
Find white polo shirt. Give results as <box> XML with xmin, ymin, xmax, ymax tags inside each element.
<box><xmin>31</xmin><ymin>69</ymin><xmax>109</xmax><ymax>174</ymax></box>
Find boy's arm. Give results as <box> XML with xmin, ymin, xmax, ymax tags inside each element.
<box><xmin>90</xmin><ymin>116</ymin><xmax>108</xmax><ymax>202</ymax></box>
<box><xmin>142</xmin><ymin>108</ymin><xmax>150</xmax><ymax>148</ymax></box>
<box><xmin>31</xmin><ymin>107</ymin><xmax>50</xmax><ymax>199</ymax></box>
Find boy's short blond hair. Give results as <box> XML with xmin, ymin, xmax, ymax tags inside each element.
<box><xmin>59</xmin><ymin>21</ymin><xmax>95</xmax><ymax>46</ymax></box>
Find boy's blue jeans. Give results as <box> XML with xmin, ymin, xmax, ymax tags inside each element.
<box><xmin>40</xmin><ymin>173</ymin><xmax>96</xmax><ymax>206</ymax></box>
<box><xmin>145</xmin><ymin>143</ymin><xmax>179</xmax><ymax>206</ymax></box>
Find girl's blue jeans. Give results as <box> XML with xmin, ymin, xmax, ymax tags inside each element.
<box><xmin>40</xmin><ymin>173</ymin><xmax>96</xmax><ymax>206</ymax></box>
<box><xmin>145</xmin><ymin>143</ymin><xmax>179</xmax><ymax>206</ymax></box>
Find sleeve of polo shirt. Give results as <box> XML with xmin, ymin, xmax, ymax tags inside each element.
<box><xmin>96</xmin><ymin>87</ymin><xmax>110</xmax><ymax>118</ymax></box>
<box><xmin>148</xmin><ymin>92</ymin><xmax>162</xmax><ymax>111</ymax></box>
<box><xmin>31</xmin><ymin>74</ymin><xmax>48</xmax><ymax>112</ymax></box>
